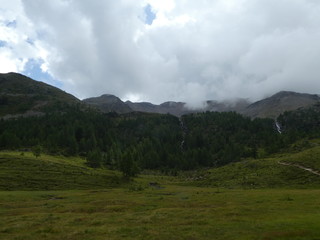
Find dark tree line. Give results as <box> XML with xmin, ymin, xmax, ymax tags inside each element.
<box><xmin>180</xmin><ymin>111</ymin><xmax>282</xmax><ymax>167</ymax></box>
<box><xmin>1</xmin><ymin>104</ymin><xmax>320</xmax><ymax>175</ymax></box>
<box><xmin>277</xmin><ymin>103</ymin><xmax>320</xmax><ymax>143</ymax></box>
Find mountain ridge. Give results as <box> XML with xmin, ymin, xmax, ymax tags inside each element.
<box><xmin>242</xmin><ymin>91</ymin><xmax>320</xmax><ymax>118</ymax></box>
<box><xmin>84</xmin><ymin>91</ymin><xmax>320</xmax><ymax>118</ymax></box>
<box><xmin>0</xmin><ymin>72</ymin><xmax>80</xmax><ymax>118</ymax></box>
<box><xmin>83</xmin><ymin>94</ymin><xmax>132</xmax><ymax>114</ymax></box>
<box><xmin>1</xmin><ymin>72</ymin><xmax>319</xmax><ymax>119</ymax></box>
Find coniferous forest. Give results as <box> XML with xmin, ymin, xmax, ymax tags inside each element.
<box><xmin>1</xmin><ymin>102</ymin><xmax>320</xmax><ymax>176</ymax></box>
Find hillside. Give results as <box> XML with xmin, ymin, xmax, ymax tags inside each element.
<box><xmin>242</xmin><ymin>91</ymin><xmax>320</xmax><ymax>119</ymax></box>
<box><xmin>195</xmin><ymin>141</ymin><xmax>320</xmax><ymax>189</ymax></box>
<box><xmin>83</xmin><ymin>94</ymin><xmax>132</xmax><ymax>114</ymax></box>
<box><xmin>1</xmin><ymin>102</ymin><xmax>320</xmax><ymax>173</ymax></box>
<box><xmin>0</xmin><ymin>151</ymin><xmax>121</xmax><ymax>190</ymax></box>
<box><xmin>0</xmin><ymin>72</ymin><xmax>80</xmax><ymax>118</ymax></box>
<box><xmin>1</xmin><ymin>141</ymin><xmax>320</xmax><ymax>191</ymax></box>
<box><xmin>1</xmin><ymin>72</ymin><xmax>320</xmax><ymax>177</ymax></box>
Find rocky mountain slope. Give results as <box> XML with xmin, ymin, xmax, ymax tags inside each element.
<box><xmin>242</xmin><ymin>91</ymin><xmax>320</xmax><ymax>119</ymax></box>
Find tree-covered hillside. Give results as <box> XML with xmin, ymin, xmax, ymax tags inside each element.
<box><xmin>181</xmin><ymin>112</ymin><xmax>282</xmax><ymax>168</ymax></box>
<box><xmin>278</xmin><ymin>103</ymin><xmax>320</xmax><ymax>140</ymax></box>
<box><xmin>2</xmin><ymin>103</ymin><xmax>320</xmax><ymax>175</ymax></box>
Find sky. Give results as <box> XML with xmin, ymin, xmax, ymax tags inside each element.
<box><xmin>1</xmin><ymin>0</ymin><xmax>320</xmax><ymax>107</ymax></box>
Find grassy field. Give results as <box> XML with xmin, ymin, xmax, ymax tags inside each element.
<box><xmin>1</xmin><ymin>148</ymin><xmax>320</xmax><ymax>239</ymax></box>
<box><xmin>1</xmin><ymin>186</ymin><xmax>320</xmax><ymax>240</ymax></box>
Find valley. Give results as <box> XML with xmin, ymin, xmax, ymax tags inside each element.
<box><xmin>1</xmin><ymin>73</ymin><xmax>320</xmax><ymax>239</ymax></box>
<box><xmin>1</xmin><ymin>143</ymin><xmax>320</xmax><ymax>239</ymax></box>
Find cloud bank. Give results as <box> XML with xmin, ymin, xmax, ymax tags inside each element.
<box><xmin>1</xmin><ymin>0</ymin><xmax>320</xmax><ymax>106</ymax></box>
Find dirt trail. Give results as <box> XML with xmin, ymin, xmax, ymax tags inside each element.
<box><xmin>279</xmin><ymin>161</ymin><xmax>320</xmax><ymax>176</ymax></box>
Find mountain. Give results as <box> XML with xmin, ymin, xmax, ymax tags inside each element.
<box><xmin>1</xmin><ymin>73</ymin><xmax>319</xmax><ymax>119</ymax></box>
<box><xmin>125</xmin><ymin>101</ymin><xmax>159</xmax><ymax>113</ymax></box>
<box><xmin>126</xmin><ymin>100</ymin><xmax>199</xmax><ymax>115</ymax></box>
<box><xmin>83</xmin><ymin>94</ymin><xmax>132</xmax><ymax>114</ymax></box>
<box><xmin>1</xmin><ymin>72</ymin><xmax>320</xmax><ymax>174</ymax></box>
<box><xmin>85</xmin><ymin>96</ymin><xmax>251</xmax><ymax>116</ymax></box>
<box><xmin>242</xmin><ymin>91</ymin><xmax>320</xmax><ymax>119</ymax></box>
<box><xmin>82</xmin><ymin>91</ymin><xmax>320</xmax><ymax>118</ymax></box>
<box><xmin>205</xmin><ymin>99</ymin><xmax>250</xmax><ymax>113</ymax></box>
<box><xmin>0</xmin><ymin>72</ymin><xmax>79</xmax><ymax>119</ymax></box>
<box><xmin>85</xmin><ymin>96</ymin><xmax>192</xmax><ymax>116</ymax></box>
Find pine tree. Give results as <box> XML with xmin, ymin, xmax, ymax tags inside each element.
<box><xmin>86</xmin><ymin>148</ymin><xmax>102</xmax><ymax>168</ymax></box>
<box><xmin>119</xmin><ymin>150</ymin><xmax>139</xmax><ymax>178</ymax></box>
<box><xmin>32</xmin><ymin>145</ymin><xmax>42</xmax><ymax>158</ymax></box>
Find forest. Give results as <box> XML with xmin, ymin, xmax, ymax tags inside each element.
<box><xmin>1</xmin><ymin>103</ymin><xmax>320</xmax><ymax>176</ymax></box>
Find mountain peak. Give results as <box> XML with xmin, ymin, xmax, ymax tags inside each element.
<box><xmin>100</xmin><ymin>94</ymin><xmax>118</xmax><ymax>98</ymax></box>
<box><xmin>242</xmin><ymin>91</ymin><xmax>320</xmax><ymax>119</ymax></box>
<box><xmin>83</xmin><ymin>94</ymin><xmax>132</xmax><ymax>113</ymax></box>
<box><xmin>0</xmin><ymin>72</ymin><xmax>79</xmax><ymax>118</ymax></box>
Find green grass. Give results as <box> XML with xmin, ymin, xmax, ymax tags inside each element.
<box><xmin>1</xmin><ymin>147</ymin><xmax>320</xmax><ymax>239</ymax></box>
<box><xmin>0</xmin><ymin>151</ymin><xmax>122</xmax><ymax>190</ymax></box>
<box><xmin>1</xmin><ymin>187</ymin><xmax>320</xmax><ymax>240</ymax></box>
<box><xmin>193</xmin><ymin>144</ymin><xmax>320</xmax><ymax>189</ymax></box>
<box><xmin>280</xmin><ymin>141</ymin><xmax>320</xmax><ymax>170</ymax></box>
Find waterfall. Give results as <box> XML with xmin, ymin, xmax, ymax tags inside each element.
<box><xmin>275</xmin><ymin>120</ymin><xmax>282</xmax><ymax>134</ymax></box>
<box><xmin>179</xmin><ymin>117</ymin><xmax>187</xmax><ymax>151</ymax></box>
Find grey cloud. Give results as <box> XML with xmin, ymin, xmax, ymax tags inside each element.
<box><xmin>17</xmin><ymin>0</ymin><xmax>320</xmax><ymax>106</ymax></box>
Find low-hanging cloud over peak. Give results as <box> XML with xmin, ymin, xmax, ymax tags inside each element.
<box><xmin>1</xmin><ymin>0</ymin><xmax>320</xmax><ymax>106</ymax></box>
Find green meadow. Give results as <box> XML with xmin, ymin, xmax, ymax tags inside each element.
<box><xmin>1</xmin><ymin>186</ymin><xmax>320</xmax><ymax>240</ymax></box>
<box><xmin>1</xmin><ymin>147</ymin><xmax>320</xmax><ymax>240</ymax></box>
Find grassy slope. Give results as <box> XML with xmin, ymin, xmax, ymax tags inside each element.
<box><xmin>194</xmin><ymin>143</ymin><xmax>320</xmax><ymax>189</ymax></box>
<box><xmin>280</xmin><ymin>141</ymin><xmax>320</xmax><ymax>170</ymax></box>
<box><xmin>1</xmin><ymin>142</ymin><xmax>320</xmax><ymax>190</ymax></box>
<box><xmin>0</xmin><ymin>73</ymin><xmax>79</xmax><ymax>116</ymax></box>
<box><xmin>1</xmin><ymin>146</ymin><xmax>320</xmax><ymax>239</ymax></box>
<box><xmin>0</xmin><ymin>152</ymin><xmax>121</xmax><ymax>190</ymax></box>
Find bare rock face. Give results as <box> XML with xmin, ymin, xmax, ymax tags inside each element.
<box><xmin>241</xmin><ymin>91</ymin><xmax>320</xmax><ymax>119</ymax></box>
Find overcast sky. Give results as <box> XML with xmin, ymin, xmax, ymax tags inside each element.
<box><xmin>1</xmin><ymin>0</ymin><xmax>320</xmax><ymax>106</ymax></box>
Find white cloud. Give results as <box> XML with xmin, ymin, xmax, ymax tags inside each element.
<box><xmin>0</xmin><ymin>0</ymin><xmax>45</xmax><ymax>73</ymax></box>
<box><xmin>0</xmin><ymin>48</ymin><xmax>21</xmax><ymax>72</ymax></box>
<box><xmin>1</xmin><ymin>0</ymin><xmax>320</xmax><ymax>105</ymax></box>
